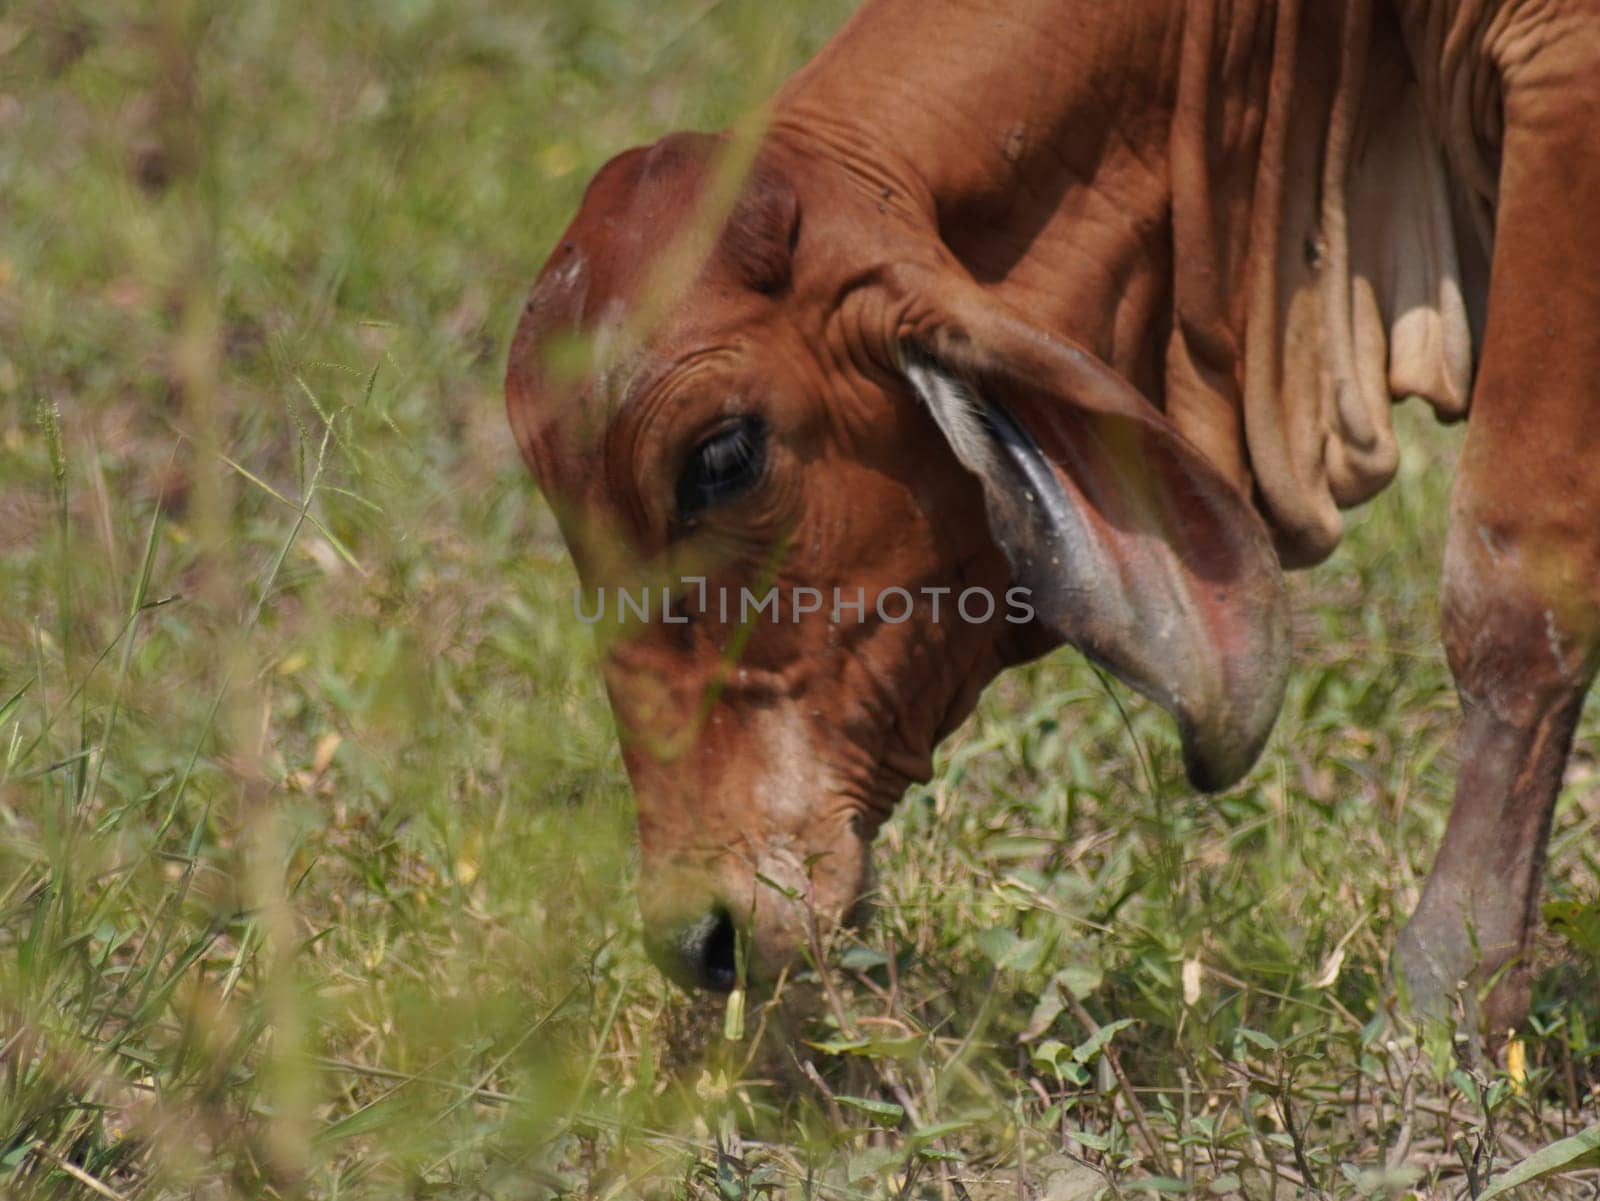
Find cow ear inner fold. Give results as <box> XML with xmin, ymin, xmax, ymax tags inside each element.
<box><xmin>897</xmin><ymin>329</ymin><xmax>1291</xmax><ymax>792</ymax></box>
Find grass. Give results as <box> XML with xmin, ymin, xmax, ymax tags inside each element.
<box><xmin>0</xmin><ymin>2</ymin><xmax>1597</xmax><ymax>1197</ymax></box>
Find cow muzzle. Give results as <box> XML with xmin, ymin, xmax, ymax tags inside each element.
<box><xmin>644</xmin><ymin>903</ymin><xmax>741</xmax><ymax>992</ymax></box>
<box><xmin>638</xmin><ymin>834</ymin><xmax>872</xmax><ymax>992</ymax></box>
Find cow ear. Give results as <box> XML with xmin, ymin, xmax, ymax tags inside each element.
<box><xmin>897</xmin><ymin>302</ymin><xmax>1290</xmax><ymax>791</ymax></box>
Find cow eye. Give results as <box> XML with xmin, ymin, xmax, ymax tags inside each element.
<box><xmin>675</xmin><ymin>416</ymin><xmax>766</xmax><ymax>521</ymax></box>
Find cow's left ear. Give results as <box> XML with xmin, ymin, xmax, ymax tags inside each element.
<box><xmin>894</xmin><ymin>281</ymin><xmax>1290</xmax><ymax>791</ymax></box>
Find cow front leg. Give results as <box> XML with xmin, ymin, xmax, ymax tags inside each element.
<box><xmin>1392</xmin><ymin>33</ymin><xmax>1600</xmax><ymax>1034</ymax></box>
<box><xmin>1392</xmin><ymin>569</ymin><xmax>1592</xmax><ymax>1035</ymax></box>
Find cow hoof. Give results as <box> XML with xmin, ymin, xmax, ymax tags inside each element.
<box><xmin>1390</xmin><ymin>921</ymin><xmax>1534</xmax><ymax>1064</ymax></box>
<box><xmin>1481</xmin><ymin>965</ymin><xmax>1532</xmax><ymax>1046</ymax></box>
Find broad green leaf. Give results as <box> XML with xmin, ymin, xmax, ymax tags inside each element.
<box><xmin>313</xmin><ymin>1095</ymin><xmax>409</xmax><ymax>1147</ymax></box>
<box><xmin>1060</xmin><ymin>962</ymin><xmax>1103</xmax><ymax>999</ymax></box>
<box><xmin>717</xmin><ymin>1157</ymin><xmax>744</xmax><ymax>1201</ymax></box>
<box><xmin>1</xmin><ymin>1140</ymin><xmax>36</xmax><ymax>1170</ymax></box>
<box><xmin>1068</xmin><ymin>1129</ymin><xmax>1112</xmax><ymax>1152</ymax></box>
<box><xmin>1022</xmin><ymin>985</ymin><xmax>1065</xmax><ymax>1042</ymax></box>
<box><xmin>1543</xmin><ymin>899</ymin><xmax>1600</xmax><ymax>959</ymax></box>
<box><xmin>806</xmin><ymin>1034</ymin><xmax>923</xmax><ymax>1060</ymax></box>
<box><xmin>837</xmin><ymin>946</ymin><xmax>889</xmax><ymax>971</ymax></box>
<box><xmin>1074</xmin><ymin>1018</ymin><xmax>1136</xmax><ymax>1064</ymax></box>
<box><xmin>1032</xmin><ymin>1039</ymin><xmax>1091</xmax><ymax>1084</ymax></box>
<box><xmin>1480</xmin><ymin>1126</ymin><xmax>1600</xmax><ymax>1198</ymax></box>
<box><xmin>1448</xmin><ymin>1069</ymin><xmax>1481</xmax><ymax>1108</ymax></box>
<box><xmin>836</xmin><ymin>1095</ymin><xmax>905</xmax><ymax>1124</ymax></box>
<box><xmin>1032</xmin><ymin>1038</ymin><xmax>1069</xmax><ymax>1071</ymax></box>
<box><xmin>977</xmin><ymin>926</ymin><xmax>1045</xmax><ymax>973</ymax></box>
<box><xmin>856</xmin><ymin>1035</ymin><xmax>926</xmax><ymax>1060</ymax></box>
<box><xmin>1235</xmin><ymin>1027</ymin><xmax>1279</xmax><ymax>1054</ymax></box>
<box><xmin>1023</xmin><ymin>965</ymin><xmax>1104</xmax><ymax>1042</ymax></box>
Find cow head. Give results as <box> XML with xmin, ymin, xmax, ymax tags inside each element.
<box><xmin>506</xmin><ymin>132</ymin><xmax>1290</xmax><ymax>991</ymax></box>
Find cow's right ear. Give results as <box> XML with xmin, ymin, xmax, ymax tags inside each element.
<box><xmin>892</xmin><ymin>287</ymin><xmax>1291</xmax><ymax>792</ymax></box>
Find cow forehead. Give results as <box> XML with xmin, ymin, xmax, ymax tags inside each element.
<box><xmin>557</xmin><ymin>132</ymin><xmax>721</xmax><ymax>321</ymax></box>
<box><xmin>519</xmin><ymin>138</ymin><xmax>720</xmax><ymax>387</ymax></box>
<box><xmin>508</xmin><ymin>136</ymin><xmax>724</xmax><ymax>485</ymax></box>
<box><xmin>510</xmin><ymin>133</ymin><xmax>812</xmax><ymax>495</ymax></box>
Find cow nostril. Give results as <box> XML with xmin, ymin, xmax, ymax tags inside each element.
<box><xmin>684</xmin><ymin>906</ymin><xmax>739</xmax><ymax>992</ymax></box>
<box><xmin>644</xmin><ymin>904</ymin><xmax>742</xmax><ymax>992</ymax></box>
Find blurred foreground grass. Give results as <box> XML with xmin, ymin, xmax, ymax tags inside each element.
<box><xmin>1</xmin><ymin>3</ymin><xmax>1596</xmax><ymax>1198</ymax></box>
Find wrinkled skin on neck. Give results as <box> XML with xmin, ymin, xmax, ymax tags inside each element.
<box><xmin>508</xmin><ymin>134</ymin><xmax>1050</xmax><ymax>984</ymax></box>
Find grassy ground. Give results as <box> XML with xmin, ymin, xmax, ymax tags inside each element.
<box><xmin>1</xmin><ymin>2</ymin><xmax>1597</xmax><ymax>1198</ymax></box>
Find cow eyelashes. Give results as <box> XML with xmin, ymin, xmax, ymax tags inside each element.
<box><xmin>674</xmin><ymin>415</ymin><xmax>767</xmax><ymax>522</ymax></box>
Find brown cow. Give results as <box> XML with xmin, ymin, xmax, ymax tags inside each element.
<box><xmin>506</xmin><ymin>0</ymin><xmax>1600</xmax><ymax>1032</ymax></box>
